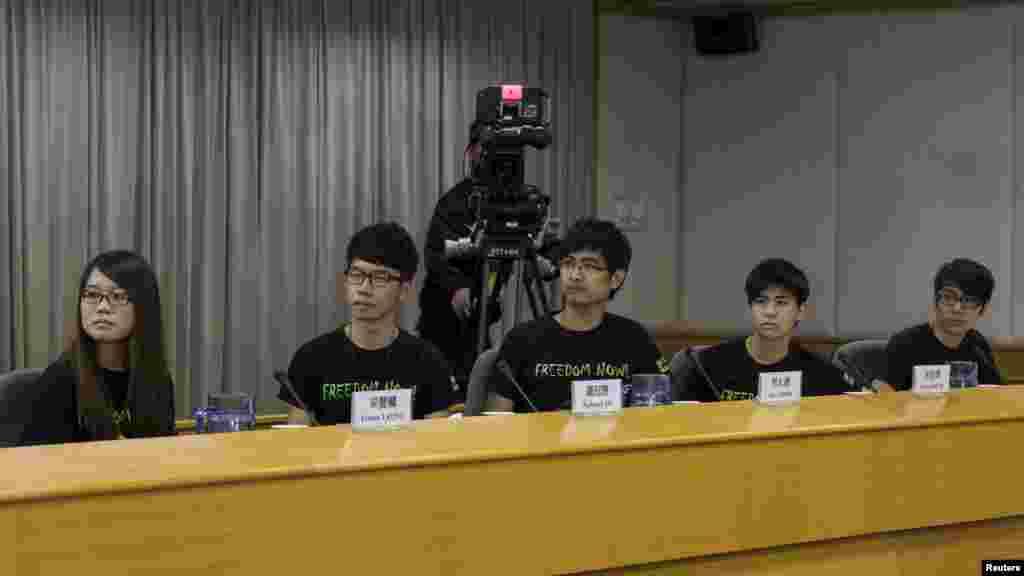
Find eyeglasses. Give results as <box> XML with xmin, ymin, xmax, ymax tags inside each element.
<box><xmin>559</xmin><ymin>258</ymin><xmax>608</xmax><ymax>276</ymax></box>
<box><xmin>346</xmin><ymin>268</ymin><xmax>402</xmax><ymax>288</ymax></box>
<box><xmin>81</xmin><ymin>288</ymin><xmax>132</xmax><ymax>307</ymax></box>
<box><xmin>936</xmin><ymin>290</ymin><xmax>983</xmax><ymax>311</ymax></box>
<box><xmin>751</xmin><ymin>296</ymin><xmax>795</xmax><ymax>308</ymax></box>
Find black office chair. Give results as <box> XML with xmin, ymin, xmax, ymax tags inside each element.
<box><xmin>0</xmin><ymin>368</ymin><xmax>45</xmax><ymax>447</ymax></box>
<box><xmin>832</xmin><ymin>339</ymin><xmax>888</xmax><ymax>392</ymax></box>
<box><xmin>463</xmin><ymin>348</ymin><xmax>500</xmax><ymax>417</ymax></box>
<box><xmin>669</xmin><ymin>345</ymin><xmax>710</xmax><ymax>402</ymax></box>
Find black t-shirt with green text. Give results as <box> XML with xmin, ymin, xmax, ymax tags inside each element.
<box><xmin>490</xmin><ymin>313</ymin><xmax>669</xmax><ymax>412</ymax></box>
<box><xmin>280</xmin><ymin>328</ymin><xmax>455</xmax><ymax>424</ymax></box>
<box><xmin>682</xmin><ymin>337</ymin><xmax>850</xmax><ymax>402</ymax></box>
<box><xmin>885</xmin><ymin>323</ymin><xmax>1004</xmax><ymax>391</ymax></box>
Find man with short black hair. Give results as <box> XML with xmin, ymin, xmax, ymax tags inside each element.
<box><xmin>681</xmin><ymin>258</ymin><xmax>849</xmax><ymax>402</ymax></box>
<box><xmin>884</xmin><ymin>258</ymin><xmax>1004</xmax><ymax>390</ymax></box>
<box><xmin>485</xmin><ymin>218</ymin><xmax>668</xmax><ymax>413</ymax></box>
<box><xmin>280</xmin><ymin>222</ymin><xmax>455</xmax><ymax>424</ymax></box>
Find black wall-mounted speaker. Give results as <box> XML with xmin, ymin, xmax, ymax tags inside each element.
<box><xmin>692</xmin><ymin>11</ymin><xmax>759</xmax><ymax>56</ymax></box>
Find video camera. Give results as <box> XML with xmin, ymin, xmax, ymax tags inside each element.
<box><xmin>467</xmin><ymin>84</ymin><xmax>553</xmax><ymax>248</ymax></box>
<box><xmin>439</xmin><ymin>86</ymin><xmax>558</xmax><ymax>355</ymax></box>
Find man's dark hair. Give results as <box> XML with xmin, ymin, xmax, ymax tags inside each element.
<box><xmin>933</xmin><ymin>258</ymin><xmax>995</xmax><ymax>306</ymax></box>
<box><xmin>744</xmin><ymin>258</ymin><xmax>810</xmax><ymax>305</ymax></box>
<box><xmin>559</xmin><ymin>218</ymin><xmax>631</xmax><ymax>299</ymax></box>
<box><xmin>346</xmin><ymin>222</ymin><xmax>419</xmax><ymax>281</ymax></box>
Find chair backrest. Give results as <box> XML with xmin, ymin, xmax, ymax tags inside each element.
<box><xmin>669</xmin><ymin>349</ymin><xmax>690</xmax><ymax>401</ymax></box>
<box><xmin>832</xmin><ymin>339</ymin><xmax>888</xmax><ymax>390</ymax></box>
<box><xmin>463</xmin><ymin>348</ymin><xmax>500</xmax><ymax>417</ymax></box>
<box><xmin>0</xmin><ymin>368</ymin><xmax>45</xmax><ymax>447</ymax></box>
<box><xmin>669</xmin><ymin>345</ymin><xmax>710</xmax><ymax>401</ymax></box>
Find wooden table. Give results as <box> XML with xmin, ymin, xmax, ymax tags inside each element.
<box><xmin>3</xmin><ymin>388</ymin><xmax>1024</xmax><ymax>575</ymax></box>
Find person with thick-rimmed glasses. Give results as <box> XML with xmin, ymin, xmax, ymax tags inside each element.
<box><xmin>16</xmin><ymin>251</ymin><xmax>175</xmax><ymax>446</ymax></box>
<box><xmin>885</xmin><ymin>258</ymin><xmax>1005</xmax><ymax>391</ymax></box>
<box><xmin>278</xmin><ymin>222</ymin><xmax>455</xmax><ymax>425</ymax></box>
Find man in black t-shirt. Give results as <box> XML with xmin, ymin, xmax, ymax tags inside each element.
<box><xmin>885</xmin><ymin>258</ymin><xmax>1004</xmax><ymax>391</ymax></box>
<box><xmin>279</xmin><ymin>223</ymin><xmax>455</xmax><ymax>425</ymax></box>
<box><xmin>486</xmin><ymin>219</ymin><xmax>669</xmax><ymax>413</ymax></box>
<box><xmin>680</xmin><ymin>259</ymin><xmax>849</xmax><ymax>402</ymax></box>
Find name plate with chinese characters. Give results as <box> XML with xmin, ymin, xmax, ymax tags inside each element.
<box><xmin>351</xmin><ymin>389</ymin><xmax>413</xmax><ymax>432</ymax></box>
<box><xmin>571</xmin><ymin>379</ymin><xmax>623</xmax><ymax>417</ymax></box>
<box><xmin>912</xmin><ymin>365</ymin><xmax>950</xmax><ymax>397</ymax></box>
<box><xmin>756</xmin><ymin>371</ymin><xmax>802</xmax><ymax>406</ymax></box>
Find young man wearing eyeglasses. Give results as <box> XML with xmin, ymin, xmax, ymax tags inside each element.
<box><xmin>278</xmin><ymin>222</ymin><xmax>455</xmax><ymax>425</ymax></box>
<box><xmin>884</xmin><ymin>258</ymin><xmax>1005</xmax><ymax>391</ymax></box>
<box><xmin>679</xmin><ymin>258</ymin><xmax>849</xmax><ymax>402</ymax></box>
<box><xmin>485</xmin><ymin>218</ymin><xmax>669</xmax><ymax>413</ymax></box>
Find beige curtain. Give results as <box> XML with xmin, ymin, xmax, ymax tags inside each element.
<box><xmin>0</xmin><ymin>0</ymin><xmax>594</xmax><ymax>414</ymax></box>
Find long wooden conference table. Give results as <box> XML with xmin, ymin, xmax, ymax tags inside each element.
<box><xmin>2</xmin><ymin>387</ymin><xmax>1023</xmax><ymax>574</ymax></box>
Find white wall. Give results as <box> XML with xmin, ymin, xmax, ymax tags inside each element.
<box><xmin>598</xmin><ymin>14</ymin><xmax>686</xmax><ymax>324</ymax></box>
<box><xmin>682</xmin><ymin>15</ymin><xmax>839</xmax><ymax>335</ymax></box>
<box><xmin>602</xmin><ymin>5</ymin><xmax>1024</xmax><ymax>337</ymax></box>
<box><xmin>832</xmin><ymin>10</ymin><xmax>1014</xmax><ymax>338</ymax></box>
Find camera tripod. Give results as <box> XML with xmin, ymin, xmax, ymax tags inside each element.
<box><xmin>473</xmin><ymin>234</ymin><xmax>553</xmax><ymax>356</ymax></box>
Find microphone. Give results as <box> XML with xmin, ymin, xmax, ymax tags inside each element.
<box><xmin>970</xmin><ymin>337</ymin><xmax>1000</xmax><ymax>385</ymax></box>
<box><xmin>495</xmin><ymin>359</ymin><xmax>538</xmax><ymax>413</ymax></box>
<box><xmin>273</xmin><ymin>371</ymin><xmax>320</xmax><ymax>426</ymax></box>
<box><xmin>686</xmin><ymin>347</ymin><xmax>723</xmax><ymax>401</ymax></box>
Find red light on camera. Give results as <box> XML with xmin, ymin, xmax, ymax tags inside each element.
<box><xmin>501</xmin><ymin>84</ymin><xmax>523</xmax><ymax>101</ymax></box>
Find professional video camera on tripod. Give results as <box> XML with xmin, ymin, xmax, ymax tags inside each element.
<box><xmin>443</xmin><ymin>84</ymin><xmax>559</xmax><ymax>356</ymax></box>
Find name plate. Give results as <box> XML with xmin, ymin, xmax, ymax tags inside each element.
<box><xmin>351</xmin><ymin>389</ymin><xmax>413</xmax><ymax>431</ymax></box>
<box><xmin>757</xmin><ymin>371</ymin><xmax>802</xmax><ymax>405</ymax></box>
<box><xmin>912</xmin><ymin>364</ymin><xmax>950</xmax><ymax>396</ymax></box>
<box><xmin>571</xmin><ymin>379</ymin><xmax>623</xmax><ymax>416</ymax></box>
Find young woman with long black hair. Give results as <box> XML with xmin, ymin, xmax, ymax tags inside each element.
<box><xmin>19</xmin><ymin>250</ymin><xmax>175</xmax><ymax>445</ymax></box>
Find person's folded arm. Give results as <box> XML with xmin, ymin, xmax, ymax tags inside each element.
<box><xmin>424</xmin><ymin>189</ymin><xmax>476</xmax><ymax>294</ymax></box>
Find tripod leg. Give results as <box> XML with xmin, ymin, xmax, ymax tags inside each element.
<box><xmin>477</xmin><ymin>258</ymin><xmax>491</xmax><ymax>356</ymax></box>
<box><xmin>524</xmin><ymin>257</ymin><xmax>551</xmax><ymax>318</ymax></box>
<box><xmin>522</xmin><ymin>265</ymin><xmax>541</xmax><ymax>320</ymax></box>
<box><xmin>537</xmin><ymin>276</ymin><xmax>551</xmax><ymax>315</ymax></box>
<box><xmin>512</xmin><ymin>260</ymin><xmax>525</xmax><ymax>327</ymax></box>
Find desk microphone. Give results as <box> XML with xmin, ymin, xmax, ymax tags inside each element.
<box><xmin>971</xmin><ymin>340</ymin><xmax>1000</xmax><ymax>385</ymax></box>
<box><xmin>273</xmin><ymin>371</ymin><xmax>320</xmax><ymax>426</ymax></box>
<box><xmin>496</xmin><ymin>359</ymin><xmax>538</xmax><ymax>413</ymax></box>
<box><xmin>686</xmin><ymin>347</ymin><xmax>723</xmax><ymax>401</ymax></box>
